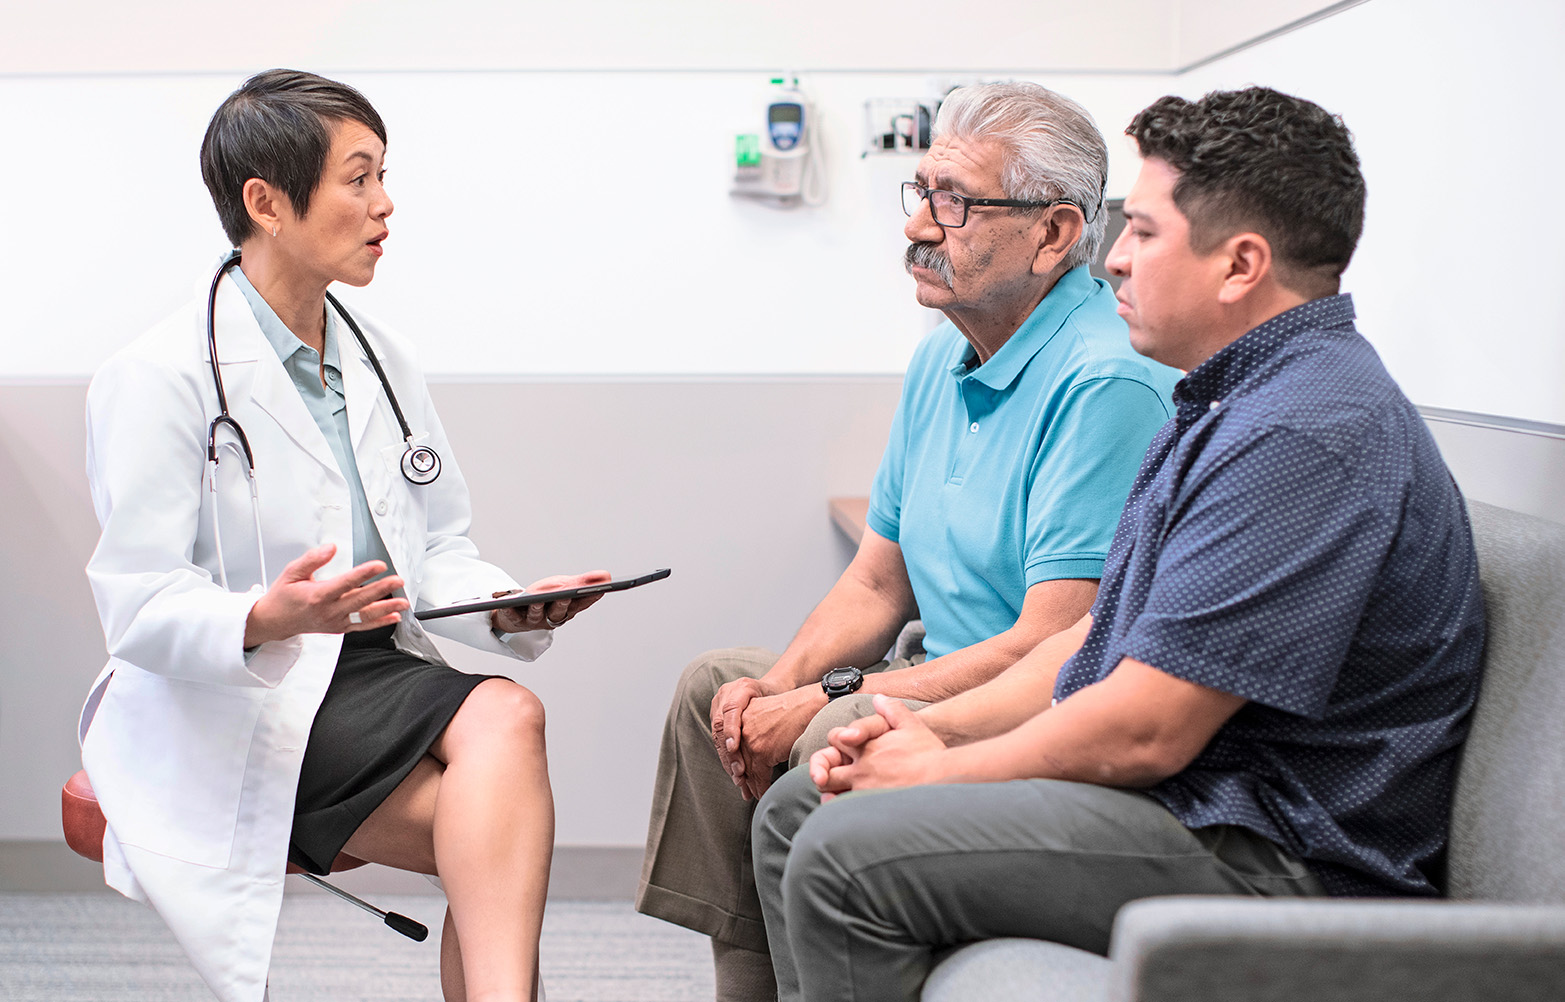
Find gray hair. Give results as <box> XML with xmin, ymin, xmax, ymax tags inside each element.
<box><xmin>933</xmin><ymin>82</ymin><xmax>1109</xmax><ymax>271</ymax></box>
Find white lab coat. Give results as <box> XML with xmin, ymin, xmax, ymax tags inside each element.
<box><xmin>78</xmin><ymin>266</ymin><xmax>550</xmax><ymax>1002</ymax></box>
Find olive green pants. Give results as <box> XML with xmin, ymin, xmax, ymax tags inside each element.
<box><xmin>752</xmin><ymin>765</ymin><xmax>1328</xmax><ymax>1002</ymax></box>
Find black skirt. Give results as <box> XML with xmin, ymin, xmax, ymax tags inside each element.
<box><xmin>288</xmin><ymin>625</ymin><xmax>502</xmax><ymax>874</ymax></box>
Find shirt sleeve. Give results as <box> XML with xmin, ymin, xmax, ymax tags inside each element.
<box><xmin>1117</xmin><ymin>425</ymin><xmax>1393</xmax><ymax>718</ymax></box>
<box><xmin>1023</xmin><ymin>376</ymin><xmax>1171</xmax><ymax>584</ymax></box>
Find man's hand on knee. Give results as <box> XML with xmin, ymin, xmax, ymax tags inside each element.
<box><xmin>828</xmin><ymin>712</ymin><xmax>891</xmax><ymax>758</ymax></box>
<box><xmin>732</xmin><ymin>685</ymin><xmax>828</xmax><ymax>800</ymax></box>
<box><xmin>711</xmin><ymin>675</ymin><xmax>782</xmax><ymax>787</ymax></box>
<box><xmin>812</xmin><ymin>696</ymin><xmax>950</xmax><ymax>797</ymax></box>
<box><xmin>801</xmin><ymin>710</ymin><xmax>891</xmax><ymax>801</ymax></box>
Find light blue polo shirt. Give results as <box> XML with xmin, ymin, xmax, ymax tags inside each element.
<box><xmin>228</xmin><ymin>266</ymin><xmax>396</xmax><ymax>579</ymax></box>
<box><xmin>867</xmin><ymin>265</ymin><xmax>1179</xmax><ymax>659</ymax></box>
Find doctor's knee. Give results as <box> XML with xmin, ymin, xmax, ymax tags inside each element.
<box><xmin>445</xmin><ymin>679</ymin><xmax>546</xmax><ymax>758</ymax></box>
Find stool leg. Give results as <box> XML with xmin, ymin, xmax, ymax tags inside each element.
<box><xmin>297</xmin><ymin>873</ymin><xmax>429</xmax><ymax>941</ymax></box>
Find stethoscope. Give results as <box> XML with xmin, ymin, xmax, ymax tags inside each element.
<box><xmin>205</xmin><ymin>250</ymin><xmax>441</xmax><ymax>589</ymax></box>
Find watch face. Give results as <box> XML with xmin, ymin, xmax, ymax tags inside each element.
<box><xmin>823</xmin><ymin>667</ymin><xmax>862</xmax><ymax>695</ymax></box>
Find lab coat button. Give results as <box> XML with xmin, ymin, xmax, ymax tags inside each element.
<box><xmin>375</xmin><ymin>499</ymin><xmax>389</xmax><ymax>516</ymax></box>
<box><xmin>969</xmin><ymin>422</ymin><xmax>980</xmax><ymax>433</ymax></box>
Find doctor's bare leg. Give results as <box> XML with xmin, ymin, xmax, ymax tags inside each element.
<box><xmin>344</xmin><ymin>677</ymin><xmax>553</xmax><ymax>1002</ymax></box>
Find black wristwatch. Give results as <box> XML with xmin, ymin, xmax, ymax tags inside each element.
<box><xmin>821</xmin><ymin>666</ymin><xmax>864</xmax><ymax>700</ymax></box>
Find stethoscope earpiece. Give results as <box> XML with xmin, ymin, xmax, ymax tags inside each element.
<box><xmin>401</xmin><ymin>443</ymin><xmax>441</xmax><ymax>485</ymax></box>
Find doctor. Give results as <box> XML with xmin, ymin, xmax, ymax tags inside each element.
<box><xmin>79</xmin><ymin>69</ymin><xmax>593</xmax><ymax>1002</ymax></box>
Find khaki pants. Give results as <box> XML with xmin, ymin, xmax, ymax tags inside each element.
<box><xmin>635</xmin><ymin>647</ymin><xmax>925</xmax><ymax>952</ymax></box>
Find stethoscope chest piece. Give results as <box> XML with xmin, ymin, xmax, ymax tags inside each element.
<box><xmin>401</xmin><ymin>441</ymin><xmax>441</xmax><ymax>485</ymax></box>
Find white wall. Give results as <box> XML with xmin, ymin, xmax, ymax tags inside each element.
<box><xmin>0</xmin><ymin>71</ymin><xmax>1162</xmax><ymax>379</ymax></box>
<box><xmin>1177</xmin><ymin>0</ymin><xmax>1565</xmax><ymax>424</ymax></box>
<box><xmin>6</xmin><ymin>0</ymin><xmax>1556</xmax><ymax>421</ymax></box>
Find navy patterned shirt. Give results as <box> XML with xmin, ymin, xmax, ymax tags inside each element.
<box><xmin>1053</xmin><ymin>295</ymin><xmax>1486</xmax><ymax>897</ymax></box>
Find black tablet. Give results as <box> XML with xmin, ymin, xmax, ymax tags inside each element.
<box><xmin>414</xmin><ymin>568</ymin><xmax>672</xmax><ymax>622</ymax></box>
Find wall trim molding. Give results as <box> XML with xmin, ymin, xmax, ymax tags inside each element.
<box><xmin>0</xmin><ymin>841</ymin><xmax>643</xmax><ymax>900</ymax></box>
<box><xmin>1419</xmin><ymin>406</ymin><xmax>1565</xmax><ymax>442</ymax></box>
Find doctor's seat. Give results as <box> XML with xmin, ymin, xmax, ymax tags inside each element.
<box><xmin>61</xmin><ymin>769</ymin><xmax>427</xmax><ymax>940</ymax></box>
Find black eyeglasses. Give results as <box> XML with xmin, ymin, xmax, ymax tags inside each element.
<box><xmin>901</xmin><ymin>181</ymin><xmax>1075</xmax><ymax>228</ymax></box>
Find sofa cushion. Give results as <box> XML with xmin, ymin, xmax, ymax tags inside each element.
<box><xmin>922</xmin><ymin>938</ymin><xmax>1111</xmax><ymax>1002</ymax></box>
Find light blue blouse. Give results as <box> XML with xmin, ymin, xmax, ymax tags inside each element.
<box><xmin>229</xmin><ymin>266</ymin><xmax>396</xmax><ymax>580</ymax></box>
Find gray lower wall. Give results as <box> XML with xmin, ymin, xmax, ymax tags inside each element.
<box><xmin>0</xmin><ymin>378</ymin><xmax>899</xmax><ymax>856</ymax></box>
<box><xmin>3</xmin><ymin>380</ymin><xmax>1561</xmax><ymax>894</ymax></box>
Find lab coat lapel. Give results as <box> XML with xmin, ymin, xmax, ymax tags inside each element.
<box><xmin>206</xmin><ymin>277</ymin><xmax>341</xmax><ymax>478</ymax></box>
<box><xmin>249</xmin><ymin>362</ymin><xmax>342</xmax><ymax>480</ymax></box>
<box><xmin>336</xmin><ymin>315</ymin><xmax>384</xmax><ymax>451</ymax></box>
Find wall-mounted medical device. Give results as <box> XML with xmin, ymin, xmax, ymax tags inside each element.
<box><xmin>731</xmin><ymin>76</ymin><xmax>825</xmax><ymax>207</ymax></box>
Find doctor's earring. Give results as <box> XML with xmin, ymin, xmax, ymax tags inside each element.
<box><xmin>271</xmin><ymin>225</ymin><xmax>278</xmax><ymax>237</ymax></box>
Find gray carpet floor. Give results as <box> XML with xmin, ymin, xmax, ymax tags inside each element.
<box><xmin>0</xmin><ymin>892</ymin><xmax>714</xmax><ymax>1001</ymax></box>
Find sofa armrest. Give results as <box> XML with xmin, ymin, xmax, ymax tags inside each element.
<box><xmin>1108</xmin><ymin>897</ymin><xmax>1565</xmax><ymax>1002</ymax></box>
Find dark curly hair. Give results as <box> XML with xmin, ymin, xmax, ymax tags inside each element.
<box><xmin>1126</xmin><ymin>87</ymin><xmax>1365</xmax><ymax>297</ymax></box>
<box><xmin>200</xmin><ymin>69</ymin><xmax>387</xmax><ymax>247</ymax></box>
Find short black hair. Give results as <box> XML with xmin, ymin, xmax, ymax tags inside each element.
<box><xmin>1126</xmin><ymin>87</ymin><xmax>1365</xmax><ymax>297</ymax></box>
<box><xmin>200</xmin><ymin>69</ymin><xmax>387</xmax><ymax>247</ymax></box>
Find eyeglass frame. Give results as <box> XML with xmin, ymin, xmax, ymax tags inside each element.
<box><xmin>901</xmin><ymin>180</ymin><xmax>1095</xmax><ymax>229</ymax></box>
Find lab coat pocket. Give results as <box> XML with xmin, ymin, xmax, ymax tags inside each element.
<box><xmin>83</xmin><ymin>665</ymin><xmax>264</xmax><ymax>868</ymax></box>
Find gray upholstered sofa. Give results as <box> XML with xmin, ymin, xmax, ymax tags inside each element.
<box><xmin>923</xmin><ymin>499</ymin><xmax>1565</xmax><ymax>1001</ymax></box>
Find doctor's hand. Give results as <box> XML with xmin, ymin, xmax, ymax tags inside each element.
<box><xmin>243</xmin><ymin>544</ymin><xmax>408</xmax><ymax>647</ymax></box>
<box><xmin>489</xmin><ymin>569</ymin><xmax>613</xmax><ymax>634</ymax></box>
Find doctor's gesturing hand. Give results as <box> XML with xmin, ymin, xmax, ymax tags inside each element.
<box><xmin>490</xmin><ymin>569</ymin><xmax>615</xmax><ymax>634</ymax></box>
<box><xmin>243</xmin><ymin>544</ymin><xmax>409</xmax><ymax>647</ymax></box>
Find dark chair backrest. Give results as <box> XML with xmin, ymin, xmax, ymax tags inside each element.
<box><xmin>1446</xmin><ymin>500</ymin><xmax>1565</xmax><ymax>902</ymax></box>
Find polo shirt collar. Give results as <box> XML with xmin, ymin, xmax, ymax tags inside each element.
<box><xmin>1174</xmin><ymin>293</ymin><xmax>1356</xmax><ymax>415</ymax></box>
<box><xmin>951</xmin><ymin>264</ymin><xmax>1098</xmax><ymax>391</ymax></box>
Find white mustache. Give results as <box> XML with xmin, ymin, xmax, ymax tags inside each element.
<box><xmin>904</xmin><ymin>243</ymin><xmax>954</xmax><ymax>285</ymax></box>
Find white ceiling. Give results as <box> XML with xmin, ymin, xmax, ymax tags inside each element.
<box><xmin>2</xmin><ymin>0</ymin><xmax>1358</xmax><ymax>76</ymax></box>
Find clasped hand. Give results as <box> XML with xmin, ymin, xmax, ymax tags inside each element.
<box><xmin>711</xmin><ymin>678</ymin><xmax>822</xmax><ymax>801</ymax></box>
<box><xmin>808</xmin><ymin>694</ymin><xmax>950</xmax><ymax>802</ymax></box>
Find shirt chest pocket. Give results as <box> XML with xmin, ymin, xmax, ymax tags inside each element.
<box><xmin>83</xmin><ymin>668</ymin><xmax>264</xmax><ymax>868</ymax></box>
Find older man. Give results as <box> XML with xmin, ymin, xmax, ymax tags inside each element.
<box><xmin>637</xmin><ymin>82</ymin><xmax>1179</xmax><ymax>1000</ymax></box>
<box><xmin>750</xmin><ymin>87</ymin><xmax>1487</xmax><ymax>1002</ymax></box>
